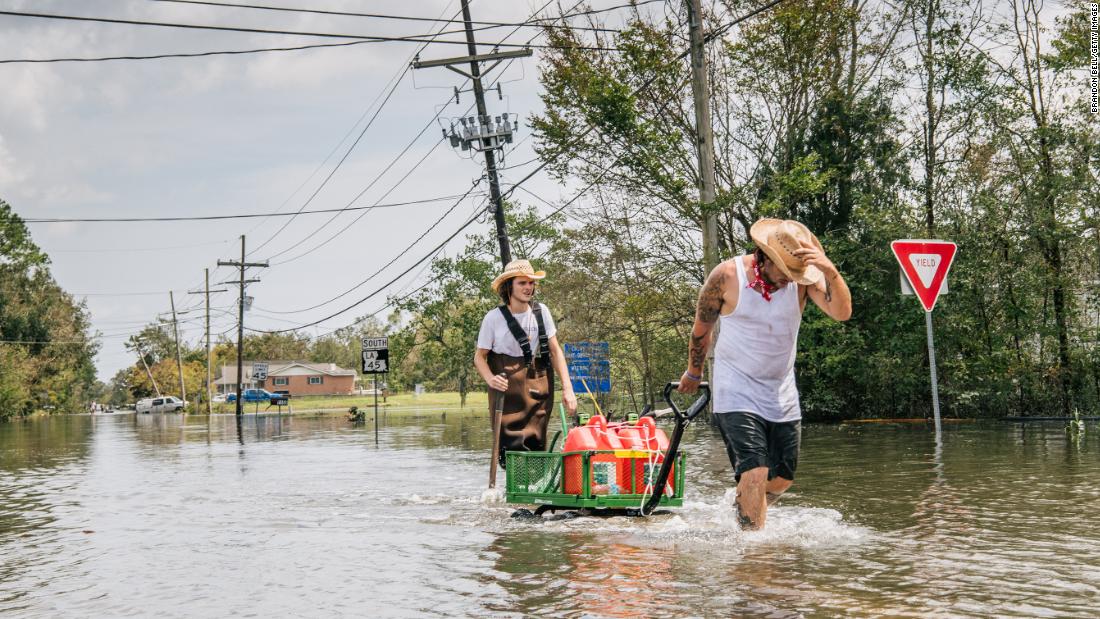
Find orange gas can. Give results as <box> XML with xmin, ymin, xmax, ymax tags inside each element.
<box><xmin>615</xmin><ymin>416</ymin><xmax>673</xmax><ymax>495</ymax></box>
<box><xmin>563</xmin><ymin>415</ymin><xmax>625</xmax><ymax>495</ymax></box>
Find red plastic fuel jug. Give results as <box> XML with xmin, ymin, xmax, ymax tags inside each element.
<box><xmin>563</xmin><ymin>415</ymin><xmax>625</xmax><ymax>495</ymax></box>
<box><xmin>615</xmin><ymin>416</ymin><xmax>673</xmax><ymax>495</ymax></box>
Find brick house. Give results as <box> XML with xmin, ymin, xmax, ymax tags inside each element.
<box><xmin>215</xmin><ymin>361</ymin><xmax>358</xmax><ymax>396</ymax></box>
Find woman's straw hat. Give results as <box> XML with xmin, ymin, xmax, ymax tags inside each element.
<box><xmin>491</xmin><ymin>259</ymin><xmax>546</xmax><ymax>293</ymax></box>
<box><xmin>749</xmin><ymin>218</ymin><xmax>825</xmax><ymax>288</ymax></box>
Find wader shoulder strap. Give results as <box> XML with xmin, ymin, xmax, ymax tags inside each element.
<box><xmin>530</xmin><ymin>301</ymin><xmax>551</xmax><ymax>365</ymax></box>
<box><xmin>498</xmin><ymin>305</ymin><xmax>534</xmax><ymax>367</ymax></box>
<box><xmin>498</xmin><ymin>303</ymin><xmax>551</xmax><ymax>367</ymax></box>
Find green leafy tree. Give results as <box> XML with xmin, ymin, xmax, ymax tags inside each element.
<box><xmin>0</xmin><ymin>199</ymin><xmax>98</xmax><ymax>418</ymax></box>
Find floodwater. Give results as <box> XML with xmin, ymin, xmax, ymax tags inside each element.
<box><xmin>0</xmin><ymin>410</ymin><xmax>1097</xmax><ymax>618</ymax></box>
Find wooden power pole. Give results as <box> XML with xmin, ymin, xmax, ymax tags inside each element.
<box><xmin>686</xmin><ymin>0</ymin><xmax>719</xmax><ymax>274</ymax></box>
<box><xmin>189</xmin><ymin>268</ymin><xmax>226</xmax><ymax>415</ymax></box>
<box><xmin>411</xmin><ymin>0</ymin><xmax>531</xmax><ymax>268</ymax></box>
<box><xmin>686</xmin><ymin>0</ymin><xmax>721</xmax><ymax>416</ymax></box>
<box><xmin>136</xmin><ymin>341</ymin><xmax>161</xmax><ymax>397</ymax></box>
<box><xmin>218</xmin><ymin>235</ymin><xmax>267</xmax><ymax>417</ymax></box>
<box><xmin>169</xmin><ymin>290</ymin><xmax>186</xmax><ymax>411</ymax></box>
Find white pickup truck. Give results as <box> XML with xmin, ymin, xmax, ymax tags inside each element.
<box><xmin>135</xmin><ymin>396</ymin><xmax>186</xmax><ymax>414</ymax></box>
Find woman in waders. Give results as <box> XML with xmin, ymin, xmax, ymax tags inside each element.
<box><xmin>474</xmin><ymin>260</ymin><xmax>578</xmax><ymax>469</ymax></box>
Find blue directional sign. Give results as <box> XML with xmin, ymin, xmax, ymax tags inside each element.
<box><xmin>564</xmin><ymin>341</ymin><xmax>610</xmax><ymax>394</ymax></box>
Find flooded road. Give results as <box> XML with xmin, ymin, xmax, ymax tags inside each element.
<box><xmin>1</xmin><ymin>411</ymin><xmax>1097</xmax><ymax>617</ymax></box>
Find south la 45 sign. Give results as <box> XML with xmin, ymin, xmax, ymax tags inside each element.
<box><xmin>361</xmin><ymin>337</ymin><xmax>389</xmax><ymax>374</ymax></box>
<box><xmin>891</xmin><ymin>240</ymin><xmax>957</xmax><ymax>312</ymax></box>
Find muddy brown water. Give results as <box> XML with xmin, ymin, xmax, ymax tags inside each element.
<box><xmin>1</xmin><ymin>411</ymin><xmax>1097</xmax><ymax>617</ymax></box>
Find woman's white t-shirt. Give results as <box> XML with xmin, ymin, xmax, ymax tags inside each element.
<box><xmin>476</xmin><ymin>303</ymin><xmax>557</xmax><ymax>357</ymax></box>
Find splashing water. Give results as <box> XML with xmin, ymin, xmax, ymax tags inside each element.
<box><xmin>480</xmin><ymin>486</ymin><xmax>506</xmax><ymax>504</ymax></box>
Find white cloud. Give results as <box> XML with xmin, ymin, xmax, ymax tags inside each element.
<box><xmin>0</xmin><ymin>133</ymin><xmax>28</xmax><ymax>187</ymax></box>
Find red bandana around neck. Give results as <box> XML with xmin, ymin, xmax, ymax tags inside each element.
<box><xmin>748</xmin><ymin>256</ymin><xmax>778</xmax><ymax>301</ymax></box>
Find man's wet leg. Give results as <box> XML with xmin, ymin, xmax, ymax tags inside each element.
<box><xmin>735</xmin><ymin>466</ymin><xmax>769</xmax><ymax>530</ymax></box>
<box><xmin>765</xmin><ymin>476</ymin><xmax>792</xmax><ymax>506</ymax></box>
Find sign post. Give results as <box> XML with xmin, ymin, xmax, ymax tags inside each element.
<box><xmin>362</xmin><ymin>337</ymin><xmax>389</xmax><ymax>429</ymax></box>
<box><xmin>891</xmin><ymin>240</ymin><xmax>957</xmax><ymax>434</ymax></box>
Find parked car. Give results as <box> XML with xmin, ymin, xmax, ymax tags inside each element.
<box><xmin>212</xmin><ymin>393</ymin><xmax>228</xmax><ymax>403</ymax></box>
<box><xmin>136</xmin><ymin>396</ymin><xmax>186</xmax><ymax>414</ymax></box>
<box><xmin>226</xmin><ymin>389</ymin><xmax>290</xmax><ymax>406</ymax></box>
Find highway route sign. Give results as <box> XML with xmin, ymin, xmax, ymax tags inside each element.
<box><xmin>361</xmin><ymin>337</ymin><xmax>389</xmax><ymax>374</ymax></box>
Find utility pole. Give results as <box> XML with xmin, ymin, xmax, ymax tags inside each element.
<box><xmin>169</xmin><ymin>290</ymin><xmax>186</xmax><ymax>411</ymax></box>
<box><xmin>218</xmin><ymin>235</ymin><xmax>267</xmax><ymax>418</ymax></box>
<box><xmin>686</xmin><ymin>0</ymin><xmax>719</xmax><ymax>275</ymax></box>
<box><xmin>686</xmin><ymin>0</ymin><xmax>721</xmax><ymax>417</ymax></box>
<box><xmin>189</xmin><ymin>268</ymin><xmax>226</xmax><ymax>416</ymax></box>
<box><xmin>136</xmin><ymin>341</ymin><xmax>161</xmax><ymax>397</ymax></box>
<box><xmin>411</xmin><ymin>0</ymin><xmax>531</xmax><ymax>268</ymax></box>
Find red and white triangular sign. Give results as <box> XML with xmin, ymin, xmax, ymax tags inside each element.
<box><xmin>891</xmin><ymin>239</ymin><xmax>957</xmax><ymax>312</ymax></box>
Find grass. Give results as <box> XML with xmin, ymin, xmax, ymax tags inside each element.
<box><xmin>201</xmin><ymin>389</ymin><xmax>587</xmax><ymax>415</ymax></box>
<box><xmin>205</xmin><ymin>391</ymin><xmax>494</xmax><ymax>415</ymax></box>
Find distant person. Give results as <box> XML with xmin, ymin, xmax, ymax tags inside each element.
<box><xmin>474</xmin><ymin>259</ymin><xmax>578</xmax><ymax>467</ymax></box>
<box><xmin>678</xmin><ymin>219</ymin><xmax>851</xmax><ymax>529</ymax></box>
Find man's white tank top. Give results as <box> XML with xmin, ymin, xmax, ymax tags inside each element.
<box><xmin>712</xmin><ymin>256</ymin><xmax>803</xmax><ymax>422</ymax></box>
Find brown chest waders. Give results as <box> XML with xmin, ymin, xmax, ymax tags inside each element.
<box><xmin>487</xmin><ymin>301</ymin><xmax>555</xmax><ymax>467</ymax></box>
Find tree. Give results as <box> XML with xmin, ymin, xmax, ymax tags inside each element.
<box><xmin>0</xmin><ymin>199</ymin><xmax>98</xmax><ymax>418</ymax></box>
<box><xmin>242</xmin><ymin>331</ymin><xmax>311</xmax><ymax>361</ymax></box>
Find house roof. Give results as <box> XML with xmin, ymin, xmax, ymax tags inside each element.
<box><xmin>214</xmin><ymin>361</ymin><xmax>356</xmax><ymax>384</ymax></box>
<box><xmin>269</xmin><ymin>361</ymin><xmax>357</xmax><ymax>377</ymax></box>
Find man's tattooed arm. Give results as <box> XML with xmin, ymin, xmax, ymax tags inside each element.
<box><xmin>696</xmin><ymin>269</ymin><xmax>725</xmax><ymax>324</ymax></box>
<box><xmin>689</xmin><ymin>332</ymin><xmax>707</xmax><ymax>371</ymax></box>
<box><xmin>688</xmin><ymin>266</ymin><xmax>725</xmax><ymax>374</ymax></box>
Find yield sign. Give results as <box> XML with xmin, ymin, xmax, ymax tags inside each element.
<box><xmin>891</xmin><ymin>239</ymin><xmax>957</xmax><ymax>312</ymax></box>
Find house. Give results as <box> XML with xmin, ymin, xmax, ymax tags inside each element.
<box><xmin>214</xmin><ymin>361</ymin><xmax>358</xmax><ymax>396</ymax></box>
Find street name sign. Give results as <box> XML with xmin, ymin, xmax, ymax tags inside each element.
<box><xmin>891</xmin><ymin>240</ymin><xmax>957</xmax><ymax>312</ymax></box>
<box><xmin>361</xmin><ymin>337</ymin><xmax>389</xmax><ymax>374</ymax></box>
<box><xmin>251</xmin><ymin>362</ymin><xmax>268</xmax><ymax>381</ymax></box>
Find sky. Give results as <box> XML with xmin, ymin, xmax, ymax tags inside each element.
<box><xmin>0</xmin><ymin>0</ymin><xmax>665</xmax><ymax>382</ymax></box>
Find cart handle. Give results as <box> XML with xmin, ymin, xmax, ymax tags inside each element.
<box><xmin>662</xmin><ymin>382</ymin><xmax>711</xmax><ymax>422</ymax></box>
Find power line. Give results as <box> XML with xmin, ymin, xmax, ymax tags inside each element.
<box><xmin>256</xmin><ymin>178</ymin><xmax>485</xmax><ymax>314</ymax></box>
<box><xmin>0</xmin><ymin>39</ymin><xmax>378</xmax><ymax>64</ymax></box>
<box><xmin>52</xmin><ymin>239</ymin><xmax>233</xmax><ymax>252</ymax></box>
<box><xmin>247</xmin><ymin>262</ymin><xmax>439</xmax><ymax>340</ymax></box>
<box><xmin>495</xmin><ymin>0</ymin><xmax>790</xmax><ymax>209</ymax></box>
<box><xmin>0</xmin><ymin>10</ymin><xmax>620</xmax><ymax>51</ymax></box>
<box><xmin>268</xmin><ymin>136</ymin><xmax>451</xmax><ymax>264</ymax></box>
<box><xmin>246</xmin><ymin>2</ymin><xmax>464</xmax><ymax>256</ymax></box>
<box><xmin>252</xmin><ymin>205</ymin><xmax>486</xmax><ymax>334</ymax></box>
<box><xmin>22</xmin><ymin>194</ymin><xmax>467</xmax><ymax>223</ymax></box>
<box><xmin>258</xmin><ymin>0</ymin><xmax>565</xmax><ymax>265</ymax></box>
<box><xmin>247</xmin><ymin>68</ymin><xmax>413</xmax><ymax>253</ymax></box>
<box><xmin>73</xmin><ymin>290</ymin><xmax>179</xmax><ymax>297</ymax></box>
<box><xmin>146</xmin><ymin>0</ymin><xmax>632</xmax><ymax>33</ymax></box>
<box><xmin>0</xmin><ymin>2</ymin><xmax>652</xmax><ymax>64</ymax></box>
<box><xmin>241</xmin><ymin>0</ymin><xmax>593</xmax><ymax>329</ymax></box>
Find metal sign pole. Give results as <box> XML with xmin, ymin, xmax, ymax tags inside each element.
<box><xmin>925</xmin><ymin>310</ymin><xmax>942</xmax><ymax>435</ymax></box>
<box><xmin>893</xmin><ymin>239</ymin><xmax>956</xmax><ymax>435</ymax></box>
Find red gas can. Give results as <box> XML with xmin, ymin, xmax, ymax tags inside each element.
<box><xmin>615</xmin><ymin>416</ymin><xmax>673</xmax><ymax>495</ymax></box>
<box><xmin>563</xmin><ymin>415</ymin><xmax>625</xmax><ymax>495</ymax></box>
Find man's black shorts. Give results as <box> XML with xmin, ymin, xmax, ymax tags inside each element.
<box><xmin>715</xmin><ymin>411</ymin><xmax>801</xmax><ymax>482</ymax></box>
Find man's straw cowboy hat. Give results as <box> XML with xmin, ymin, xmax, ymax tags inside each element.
<box><xmin>750</xmin><ymin>218</ymin><xmax>826</xmax><ymax>289</ymax></box>
<box><xmin>491</xmin><ymin>259</ymin><xmax>546</xmax><ymax>293</ymax></box>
